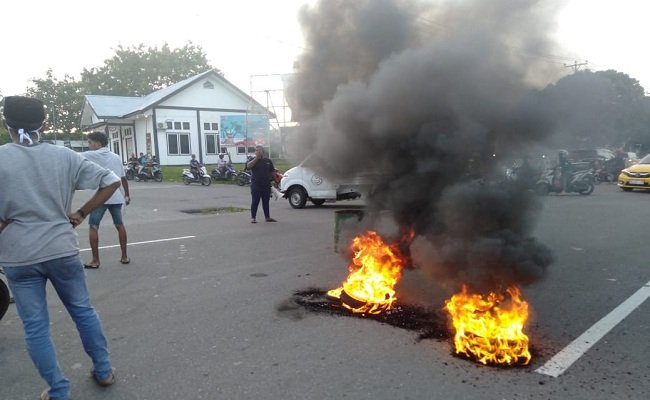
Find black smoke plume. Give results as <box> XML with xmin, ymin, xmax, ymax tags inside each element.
<box><xmin>287</xmin><ymin>0</ymin><xmax>563</xmax><ymax>292</ymax></box>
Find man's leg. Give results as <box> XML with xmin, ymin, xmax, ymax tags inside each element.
<box><xmin>86</xmin><ymin>206</ymin><xmax>107</xmax><ymax>267</ymax></box>
<box><xmin>251</xmin><ymin>186</ymin><xmax>262</xmax><ymax>221</ymax></box>
<box><xmin>107</xmin><ymin>204</ymin><xmax>129</xmax><ymax>263</ymax></box>
<box><xmin>4</xmin><ymin>265</ymin><xmax>71</xmax><ymax>400</ymax></box>
<box><xmin>47</xmin><ymin>255</ymin><xmax>113</xmax><ymax>382</ymax></box>
<box><xmin>261</xmin><ymin>187</ymin><xmax>272</xmax><ymax>219</ymax></box>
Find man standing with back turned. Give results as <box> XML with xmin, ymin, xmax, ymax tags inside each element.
<box><xmin>0</xmin><ymin>96</ymin><xmax>120</xmax><ymax>400</ymax></box>
<box><xmin>82</xmin><ymin>131</ymin><xmax>131</xmax><ymax>268</ymax></box>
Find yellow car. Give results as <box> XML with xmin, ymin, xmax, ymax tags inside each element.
<box><xmin>618</xmin><ymin>154</ymin><xmax>650</xmax><ymax>191</ymax></box>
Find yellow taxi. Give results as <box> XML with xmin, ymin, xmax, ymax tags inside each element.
<box><xmin>618</xmin><ymin>154</ymin><xmax>650</xmax><ymax>191</ymax></box>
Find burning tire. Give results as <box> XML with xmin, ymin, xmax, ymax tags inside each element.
<box><xmin>288</xmin><ymin>186</ymin><xmax>307</xmax><ymax>209</ymax></box>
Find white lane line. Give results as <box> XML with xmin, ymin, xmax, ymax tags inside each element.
<box><xmin>536</xmin><ymin>279</ymin><xmax>650</xmax><ymax>377</ymax></box>
<box><xmin>79</xmin><ymin>236</ymin><xmax>196</xmax><ymax>252</ymax></box>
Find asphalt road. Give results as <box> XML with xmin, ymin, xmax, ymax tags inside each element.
<box><xmin>1</xmin><ymin>182</ymin><xmax>649</xmax><ymax>400</ymax></box>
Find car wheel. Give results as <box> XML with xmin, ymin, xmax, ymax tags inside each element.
<box><xmin>288</xmin><ymin>187</ymin><xmax>307</xmax><ymax>209</ymax></box>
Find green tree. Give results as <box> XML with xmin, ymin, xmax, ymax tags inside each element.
<box><xmin>27</xmin><ymin>69</ymin><xmax>86</xmax><ymax>136</ymax></box>
<box><xmin>543</xmin><ymin>69</ymin><xmax>648</xmax><ymax>149</ymax></box>
<box><xmin>0</xmin><ymin>93</ymin><xmax>8</xmax><ymax>144</ymax></box>
<box><xmin>80</xmin><ymin>42</ymin><xmax>215</xmax><ymax>96</ymax></box>
<box><xmin>23</xmin><ymin>42</ymin><xmax>215</xmax><ymax>134</ymax></box>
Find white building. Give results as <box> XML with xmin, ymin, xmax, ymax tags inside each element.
<box><xmin>79</xmin><ymin>69</ymin><xmax>273</xmax><ymax>165</ymax></box>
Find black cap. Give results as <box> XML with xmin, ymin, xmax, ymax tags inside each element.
<box><xmin>2</xmin><ymin>96</ymin><xmax>46</xmax><ymax>131</ymax></box>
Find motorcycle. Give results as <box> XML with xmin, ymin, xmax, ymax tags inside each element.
<box><xmin>182</xmin><ymin>165</ymin><xmax>211</xmax><ymax>186</ymax></box>
<box><xmin>125</xmin><ymin>161</ymin><xmax>138</xmax><ymax>180</ymax></box>
<box><xmin>535</xmin><ymin>166</ymin><xmax>594</xmax><ymax>195</ymax></box>
<box><xmin>593</xmin><ymin>167</ymin><xmax>614</xmax><ymax>184</ymax></box>
<box><xmin>0</xmin><ymin>267</ymin><xmax>12</xmax><ymax>320</ymax></box>
<box><xmin>211</xmin><ymin>164</ymin><xmax>237</xmax><ymax>182</ymax></box>
<box><xmin>135</xmin><ymin>162</ymin><xmax>163</xmax><ymax>182</ymax></box>
<box><xmin>235</xmin><ymin>169</ymin><xmax>251</xmax><ymax>186</ymax></box>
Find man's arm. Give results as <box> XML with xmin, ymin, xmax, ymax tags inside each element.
<box><xmin>121</xmin><ymin>177</ymin><xmax>130</xmax><ymax>205</ymax></box>
<box><xmin>68</xmin><ymin>181</ymin><xmax>120</xmax><ymax>227</ymax></box>
<box><xmin>247</xmin><ymin>156</ymin><xmax>260</xmax><ymax>169</ymax></box>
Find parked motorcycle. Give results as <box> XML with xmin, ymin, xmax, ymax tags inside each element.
<box><xmin>535</xmin><ymin>166</ymin><xmax>594</xmax><ymax>195</ymax></box>
<box><xmin>0</xmin><ymin>267</ymin><xmax>12</xmax><ymax>320</ymax></box>
<box><xmin>235</xmin><ymin>170</ymin><xmax>251</xmax><ymax>186</ymax></box>
<box><xmin>125</xmin><ymin>161</ymin><xmax>138</xmax><ymax>180</ymax></box>
<box><xmin>135</xmin><ymin>162</ymin><xmax>163</xmax><ymax>182</ymax></box>
<box><xmin>211</xmin><ymin>164</ymin><xmax>237</xmax><ymax>182</ymax></box>
<box><xmin>182</xmin><ymin>165</ymin><xmax>211</xmax><ymax>186</ymax></box>
<box><xmin>593</xmin><ymin>167</ymin><xmax>614</xmax><ymax>184</ymax></box>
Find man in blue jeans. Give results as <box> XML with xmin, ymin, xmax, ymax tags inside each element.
<box><xmin>0</xmin><ymin>96</ymin><xmax>120</xmax><ymax>400</ymax></box>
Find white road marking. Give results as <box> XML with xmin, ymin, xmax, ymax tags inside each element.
<box><xmin>536</xmin><ymin>279</ymin><xmax>650</xmax><ymax>377</ymax></box>
<box><xmin>79</xmin><ymin>236</ymin><xmax>196</xmax><ymax>252</ymax></box>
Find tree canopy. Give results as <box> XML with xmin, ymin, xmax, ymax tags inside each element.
<box><xmin>23</xmin><ymin>42</ymin><xmax>215</xmax><ymax>134</ymax></box>
<box><xmin>542</xmin><ymin>69</ymin><xmax>649</xmax><ymax>150</ymax></box>
<box><xmin>80</xmin><ymin>42</ymin><xmax>215</xmax><ymax>97</ymax></box>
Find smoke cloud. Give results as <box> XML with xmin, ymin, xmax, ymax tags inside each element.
<box><xmin>287</xmin><ymin>0</ymin><xmax>564</xmax><ymax>292</ymax></box>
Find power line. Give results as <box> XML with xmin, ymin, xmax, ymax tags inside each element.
<box><xmin>563</xmin><ymin>60</ymin><xmax>589</xmax><ymax>72</ymax></box>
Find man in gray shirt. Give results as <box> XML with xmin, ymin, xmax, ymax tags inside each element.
<box><xmin>81</xmin><ymin>131</ymin><xmax>131</xmax><ymax>268</ymax></box>
<box><xmin>0</xmin><ymin>96</ymin><xmax>120</xmax><ymax>400</ymax></box>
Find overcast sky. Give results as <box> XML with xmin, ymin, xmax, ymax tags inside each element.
<box><xmin>1</xmin><ymin>0</ymin><xmax>648</xmax><ymax>98</ymax></box>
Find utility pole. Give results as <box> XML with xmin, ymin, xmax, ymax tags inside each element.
<box><xmin>563</xmin><ymin>60</ymin><xmax>588</xmax><ymax>73</ymax></box>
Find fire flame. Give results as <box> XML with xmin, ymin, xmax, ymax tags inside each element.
<box><xmin>444</xmin><ymin>285</ymin><xmax>531</xmax><ymax>366</ymax></box>
<box><xmin>328</xmin><ymin>231</ymin><xmax>406</xmax><ymax>314</ymax></box>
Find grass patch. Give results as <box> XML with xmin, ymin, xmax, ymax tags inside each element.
<box><xmin>159</xmin><ymin>159</ymin><xmax>295</xmax><ymax>183</ymax></box>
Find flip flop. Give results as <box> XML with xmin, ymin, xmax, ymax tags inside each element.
<box><xmin>84</xmin><ymin>263</ymin><xmax>100</xmax><ymax>269</ymax></box>
<box><xmin>120</xmin><ymin>258</ymin><xmax>130</xmax><ymax>264</ymax></box>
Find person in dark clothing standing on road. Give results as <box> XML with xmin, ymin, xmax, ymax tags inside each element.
<box><xmin>247</xmin><ymin>145</ymin><xmax>277</xmax><ymax>223</ymax></box>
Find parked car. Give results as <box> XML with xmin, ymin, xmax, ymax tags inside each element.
<box><xmin>569</xmin><ymin>148</ymin><xmax>615</xmax><ymax>164</ymax></box>
<box><xmin>618</xmin><ymin>154</ymin><xmax>650</xmax><ymax>191</ymax></box>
